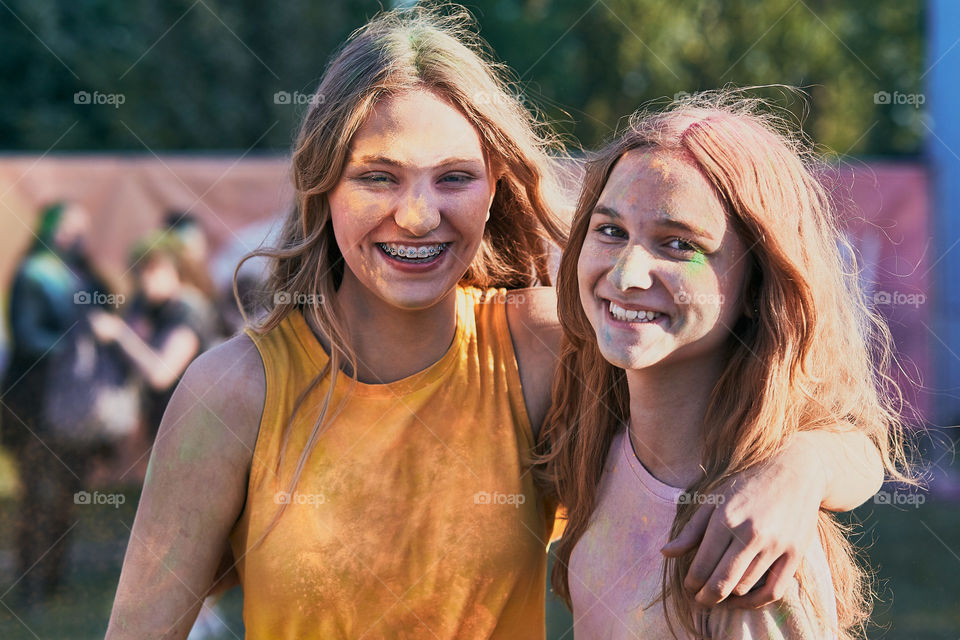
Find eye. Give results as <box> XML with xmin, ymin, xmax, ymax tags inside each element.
<box><xmin>593</xmin><ymin>223</ymin><xmax>627</xmax><ymax>239</ymax></box>
<box><xmin>356</xmin><ymin>172</ymin><xmax>394</xmax><ymax>185</ymax></box>
<box><xmin>666</xmin><ymin>237</ymin><xmax>703</xmax><ymax>254</ymax></box>
<box><xmin>439</xmin><ymin>173</ymin><xmax>476</xmax><ymax>186</ymax></box>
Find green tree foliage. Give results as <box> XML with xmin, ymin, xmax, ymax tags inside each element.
<box><xmin>479</xmin><ymin>0</ymin><xmax>925</xmax><ymax>156</ymax></box>
<box><xmin>0</xmin><ymin>0</ymin><xmax>924</xmax><ymax>155</ymax></box>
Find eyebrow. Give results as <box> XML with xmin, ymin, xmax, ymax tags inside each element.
<box><xmin>591</xmin><ymin>204</ymin><xmax>716</xmax><ymax>240</ymax></box>
<box><xmin>347</xmin><ymin>155</ymin><xmax>485</xmax><ymax>169</ymax></box>
<box><xmin>592</xmin><ymin>205</ymin><xmax>622</xmax><ymax>219</ymax></box>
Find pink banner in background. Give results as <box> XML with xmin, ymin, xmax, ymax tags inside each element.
<box><xmin>834</xmin><ymin>162</ymin><xmax>931</xmax><ymax>422</ymax></box>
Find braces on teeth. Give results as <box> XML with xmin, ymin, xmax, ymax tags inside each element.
<box><xmin>379</xmin><ymin>243</ymin><xmax>447</xmax><ymax>259</ymax></box>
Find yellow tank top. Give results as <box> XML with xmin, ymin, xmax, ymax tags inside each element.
<box><xmin>229</xmin><ymin>286</ymin><xmax>555</xmax><ymax>639</ymax></box>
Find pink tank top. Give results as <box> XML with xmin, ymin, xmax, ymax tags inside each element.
<box><xmin>569</xmin><ymin>427</ymin><xmax>840</xmax><ymax>639</ymax></box>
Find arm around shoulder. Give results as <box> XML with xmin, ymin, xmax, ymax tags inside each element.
<box><xmin>106</xmin><ymin>333</ymin><xmax>264</xmax><ymax>640</ymax></box>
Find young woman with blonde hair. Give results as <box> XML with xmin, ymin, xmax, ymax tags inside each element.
<box><xmin>107</xmin><ymin>7</ymin><xmax>884</xmax><ymax>639</ymax></box>
<box><xmin>537</xmin><ymin>94</ymin><xmax>914</xmax><ymax>638</ymax></box>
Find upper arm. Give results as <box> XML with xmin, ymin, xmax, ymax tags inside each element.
<box><xmin>106</xmin><ymin>333</ymin><xmax>264</xmax><ymax>639</ymax></box>
<box><xmin>504</xmin><ymin>287</ymin><xmax>561</xmax><ymax>441</ymax></box>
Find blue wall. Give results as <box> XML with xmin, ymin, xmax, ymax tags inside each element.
<box><xmin>928</xmin><ymin>0</ymin><xmax>960</xmax><ymax>425</ymax></box>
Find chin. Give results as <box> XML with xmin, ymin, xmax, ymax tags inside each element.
<box><xmin>597</xmin><ymin>341</ymin><xmax>669</xmax><ymax>372</ymax></box>
<box><xmin>375</xmin><ymin>281</ymin><xmax>454</xmax><ymax>311</ymax></box>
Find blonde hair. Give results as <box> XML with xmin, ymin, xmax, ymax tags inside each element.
<box><xmin>234</xmin><ymin>3</ymin><xmax>568</xmax><ymax>535</ymax></box>
<box><xmin>536</xmin><ymin>92</ymin><xmax>916</xmax><ymax>639</ymax></box>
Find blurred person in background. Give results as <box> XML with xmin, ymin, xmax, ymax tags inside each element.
<box><xmin>89</xmin><ymin>233</ymin><xmax>209</xmax><ymax>440</ymax></box>
<box><xmin>164</xmin><ymin>211</ymin><xmax>229</xmax><ymax>347</ymax></box>
<box><xmin>0</xmin><ymin>201</ymin><xmax>113</xmax><ymax>605</ymax></box>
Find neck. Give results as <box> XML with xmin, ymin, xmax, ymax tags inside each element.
<box><xmin>625</xmin><ymin>353</ymin><xmax>727</xmax><ymax>488</ymax></box>
<box><xmin>324</xmin><ymin>277</ymin><xmax>459</xmax><ymax>384</ymax></box>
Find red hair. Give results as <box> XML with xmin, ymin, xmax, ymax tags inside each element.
<box><xmin>536</xmin><ymin>93</ymin><xmax>916</xmax><ymax>639</ymax></box>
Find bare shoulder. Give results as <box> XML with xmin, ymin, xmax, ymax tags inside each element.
<box><xmin>142</xmin><ymin>331</ymin><xmax>265</xmax><ymax>528</ymax></box>
<box><xmin>165</xmin><ymin>332</ymin><xmax>266</xmax><ymax>456</ymax></box>
<box><xmin>504</xmin><ymin>287</ymin><xmax>561</xmax><ymax>440</ymax></box>
<box><xmin>505</xmin><ymin>286</ymin><xmax>561</xmax><ymax>353</ymax></box>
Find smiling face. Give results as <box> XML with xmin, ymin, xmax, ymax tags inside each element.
<box><xmin>577</xmin><ymin>148</ymin><xmax>750</xmax><ymax>372</ymax></box>
<box><xmin>328</xmin><ymin>89</ymin><xmax>496</xmax><ymax>311</ymax></box>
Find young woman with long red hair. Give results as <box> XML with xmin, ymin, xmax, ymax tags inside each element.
<box><xmin>107</xmin><ymin>7</ymin><xmax>884</xmax><ymax>638</ymax></box>
<box><xmin>537</xmin><ymin>95</ymin><xmax>914</xmax><ymax>638</ymax></box>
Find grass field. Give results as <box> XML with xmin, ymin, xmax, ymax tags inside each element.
<box><xmin>0</xmin><ymin>448</ymin><xmax>957</xmax><ymax>639</ymax></box>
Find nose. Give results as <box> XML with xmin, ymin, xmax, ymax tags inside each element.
<box><xmin>394</xmin><ymin>189</ymin><xmax>440</xmax><ymax>237</ymax></box>
<box><xmin>606</xmin><ymin>244</ymin><xmax>655</xmax><ymax>291</ymax></box>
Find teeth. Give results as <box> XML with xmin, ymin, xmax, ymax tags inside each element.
<box><xmin>378</xmin><ymin>242</ymin><xmax>447</xmax><ymax>260</ymax></box>
<box><xmin>609</xmin><ymin>300</ymin><xmax>661</xmax><ymax>323</ymax></box>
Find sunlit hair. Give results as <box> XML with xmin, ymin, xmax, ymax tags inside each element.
<box><xmin>535</xmin><ymin>92</ymin><xmax>916</xmax><ymax>639</ymax></box>
<box><xmin>233</xmin><ymin>3</ymin><xmax>569</xmax><ymax>535</ymax></box>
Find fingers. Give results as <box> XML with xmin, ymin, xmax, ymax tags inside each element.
<box><xmin>731</xmin><ymin>549</ymin><xmax>776</xmax><ymax>597</ymax></box>
<box><xmin>726</xmin><ymin>553</ymin><xmax>800</xmax><ymax>609</ymax></box>
<box><xmin>682</xmin><ymin>506</ymin><xmax>731</xmax><ymax>595</ymax></box>
<box><xmin>693</xmin><ymin>537</ymin><xmax>755</xmax><ymax>606</ymax></box>
<box><xmin>662</xmin><ymin>502</ymin><xmax>714</xmax><ymax>557</ymax></box>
